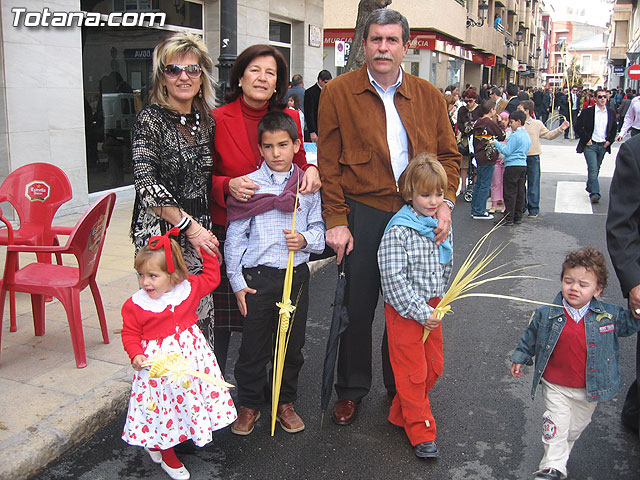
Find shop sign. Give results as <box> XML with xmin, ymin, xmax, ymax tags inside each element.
<box><xmin>124</xmin><ymin>48</ymin><xmax>153</xmax><ymax>60</ymax></box>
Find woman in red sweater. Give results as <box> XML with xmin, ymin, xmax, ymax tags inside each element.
<box><xmin>210</xmin><ymin>45</ymin><xmax>321</xmax><ymax>373</ymax></box>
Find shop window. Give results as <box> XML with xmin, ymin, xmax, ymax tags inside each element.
<box><xmin>447</xmin><ymin>58</ymin><xmax>462</xmax><ymax>89</ymax></box>
<box><xmin>270</xmin><ymin>20</ymin><xmax>292</xmax><ymax>68</ymax></box>
<box><xmin>81</xmin><ymin>0</ymin><xmax>203</xmax><ymax>193</ymax></box>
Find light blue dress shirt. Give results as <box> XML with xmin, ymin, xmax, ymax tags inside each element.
<box><xmin>367</xmin><ymin>68</ymin><xmax>409</xmax><ymax>181</ymax></box>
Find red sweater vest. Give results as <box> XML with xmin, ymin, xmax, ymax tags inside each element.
<box><xmin>542</xmin><ymin>308</ymin><xmax>587</xmax><ymax>388</ymax></box>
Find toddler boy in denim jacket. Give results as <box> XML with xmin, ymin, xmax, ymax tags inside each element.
<box><xmin>510</xmin><ymin>247</ymin><xmax>640</xmax><ymax>480</ymax></box>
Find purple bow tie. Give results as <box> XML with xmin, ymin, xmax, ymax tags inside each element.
<box><xmin>226</xmin><ymin>165</ymin><xmax>302</xmax><ymax>223</ymax></box>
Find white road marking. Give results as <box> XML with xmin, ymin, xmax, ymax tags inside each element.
<box><xmin>555</xmin><ymin>181</ymin><xmax>593</xmax><ymax>214</ymax></box>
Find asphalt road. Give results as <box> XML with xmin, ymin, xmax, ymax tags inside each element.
<box><xmin>35</xmin><ymin>145</ymin><xmax>640</xmax><ymax>480</ymax></box>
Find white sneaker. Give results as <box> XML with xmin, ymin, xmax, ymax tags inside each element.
<box><xmin>471</xmin><ymin>212</ymin><xmax>494</xmax><ymax>220</ymax></box>
<box><xmin>144</xmin><ymin>447</ymin><xmax>162</xmax><ymax>464</ymax></box>
<box><xmin>161</xmin><ymin>461</ymin><xmax>191</xmax><ymax>480</ymax></box>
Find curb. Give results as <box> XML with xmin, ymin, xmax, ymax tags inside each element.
<box><xmin>1</xmin><ymin>256</ymin><xmax>335</xmax><ymax>480</ymax></box>
<box><xmin>0</xmin><ymin>368</ymin><xmax>131</xmax><ymax>480</ymax></box>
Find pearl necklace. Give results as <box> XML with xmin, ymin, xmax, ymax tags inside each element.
<box><xmin>180</xmin><ymin>111</ymin><xmax>200</xmax><ymax>135</ymax></box>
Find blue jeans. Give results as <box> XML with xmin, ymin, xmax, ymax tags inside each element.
<box><xmin>471</xmin><ymin>163</ymin><xmax>495</xmax><ymax>216</ymax></box>
<box><xmin>526</xmin><ymin>155</ymin><xmax>540</xmax><ymax>215</ymax></box>
<box><xmin>583</xmin><ymin>144</ymin><xmax>606</xmax><ymax>199</ymax></box>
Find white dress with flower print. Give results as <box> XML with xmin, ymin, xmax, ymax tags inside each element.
<box><xmin>122</xmin><ymin>289</ymin><xmax>236</xmax><ymax>449</ymax></box>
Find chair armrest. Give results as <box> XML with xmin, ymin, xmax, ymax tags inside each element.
<box><xmin>51</xmin><ymin>225</ymin><xmax>74</xmax><ymax>236</ymax></box>
<box><xmin>6</xmin><ymin>244</ymin><xmax>67</xmax><ymax>254</ymax></box>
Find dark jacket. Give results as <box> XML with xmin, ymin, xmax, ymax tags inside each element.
<box><xmin>304</xmin><ymin>83</ymin><xmax>322</xmax><ymax>136</ymax></box>
<box><xmin>505</xmin><ymin>96</ymin><xmax>520</xmax><ymax>113</ymax></box>
<box><xmin>574</xmin><ymin>105</ymin><xmax>617</xmax><ymax>154</ymax></box>
<box><xmin>606</xmin><ymin>134</ymin><xmax>640</xmax><ymax>297</ymax></box>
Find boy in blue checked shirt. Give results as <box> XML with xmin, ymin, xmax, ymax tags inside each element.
<box><xmin>224</xmin><ymin>111</ymin><xmax>325</xmax><ymax>436</ymax></box>
<box><xmin>377</xmin><ymin>153</ymin><xmax>453</xmax><ymax>459</ymax></box>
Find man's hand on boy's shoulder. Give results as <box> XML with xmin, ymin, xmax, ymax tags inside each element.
<box><xmin>284</xmin><ymin>229</ymin><xmax>307</xmax><ymax>251</ymax></box>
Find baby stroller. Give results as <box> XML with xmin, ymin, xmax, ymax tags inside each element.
<box><xmin>463</xmin><ymin>135</ymin><xmax>476</xmax><ymax>202</ymax></box>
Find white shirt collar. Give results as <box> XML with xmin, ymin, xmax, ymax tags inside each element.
<box><xmin>366</xmin><ymin>67</ymin><xmax>403</xmax><ymax>92</ymax></box>
<box><xmin>562</xmin><ymin>298</ymin><xmax>590</xmax><ymax>323</ymax></box>
<box><xmin>131</xmin><ymin>280</ymin><xmax>191</xmax><ymax>313</ymax></box>
<box><xmin>264</xmin><ymin>163</ymin><xmax>294</xmax><ymax>184</ymax></box>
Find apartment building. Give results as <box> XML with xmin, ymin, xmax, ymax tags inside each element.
<box><xmin>608</xmin><ymin>0</ymin><xmax>639</xmax><ymax>91</ymax></box>
<box><xmin>545</xmin><ymin>21</ymin><xmax>609</xmax><ymax>88</ymax></box>
<box><xmin>323</xmin><ymin>0</ymin><xmax>545</xmax><ymax>91</ymax></box>
<box><xmin>0</xmin><ymin>0</ymin><xmax>323</xmax><ymax>210</ymax></box>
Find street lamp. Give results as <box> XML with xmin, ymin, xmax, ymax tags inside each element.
<box><xmin>466</xmin><ymin>0</ymin><xmax>489</xmax><ymax>28</ymax></box>
<box><xmin>515</xmin><ymin>22</ymin><xmax>525</xmax><ymax>44</ymax></box>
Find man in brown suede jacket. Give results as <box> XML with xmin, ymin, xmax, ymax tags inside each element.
<box><xmin>317</xmin><ymin>8</ymin><xmax>460</xmax><ymax>430</ymax></box>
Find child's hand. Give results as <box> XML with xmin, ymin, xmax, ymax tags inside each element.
<box><xmin>132</xmin><ymin>354</ymin><xmax>147</xmax><ymax>371</ymax></box>
<box><xmin>235</xmin><ymin>287</ymin><xmax>257</xmax><ymax>317</ymax></box>
<box><xmin>510</xmin><ymin>363</ymin><xmax>523</xmax><ymax>378</ymax></box>
<box><xmin>424</xmin><ymin>312</ymin><xmax>441</xmax><ymax>331</ymax></box>
<box><xmin>283</xmin><ymin>229</ymin><xmax>307</xmax><ymax>251</ymax></box>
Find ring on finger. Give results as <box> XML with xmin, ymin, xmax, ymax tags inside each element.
<box><xmin>243</xmin><ymin>193</ymin><xmax>248</xmax><ymax>200</ymax></box>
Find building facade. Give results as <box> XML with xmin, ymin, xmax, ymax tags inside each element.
<box><xmin>608</xmin><ymin>0</ymin><xmax>639</xmax><ymax>91</ymax></box>
<box><xmin>323</xmin><ymin>0</ymin><xmax>545</xmax><ymax>91</ymax></box>
<box><xmin>0</xmin><ymin>0</ymin><xmax>324</xmax><ymax>212</ymax></box>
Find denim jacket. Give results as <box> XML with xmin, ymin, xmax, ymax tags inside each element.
<box><xmin>511</xmin><ymin>292</ymin><xmax>640</xmax><ymax>402</ymax></box>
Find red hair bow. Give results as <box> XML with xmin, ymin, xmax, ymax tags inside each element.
<box><xmin>149</xmin><ymin>227</ymin><xmax>181</xmax><ymax>273</ymax></box>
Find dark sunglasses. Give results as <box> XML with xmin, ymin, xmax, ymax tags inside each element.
<box><xmin>596</xmin><ymin>94</ymin><xmax>607</xmax><ymax>99</ymax></box>
<box><xmin>164</xmin><ymin>64</ymin><xmax>202</xmax><ymax>79</ymax></box>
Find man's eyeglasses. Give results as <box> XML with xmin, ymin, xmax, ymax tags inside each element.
<box><xmin>164</xmin><ymin>64</ymin><xmax>202</xmax><ymax>79</ymax></box>
<box><xmin>596</xmin><ymin>95</ymin><xmax>607</xmax><ymax>99</ymax></box>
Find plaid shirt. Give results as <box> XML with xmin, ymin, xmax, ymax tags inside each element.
<box><xmin>225</xmin><ymin>162</ymin><xmax>325</xmax><ymax>293</ymax></box>
<box><xmin>377</xmin><ymin>211</ymin><xmax>453</xmax><ymax>325</ymax></box>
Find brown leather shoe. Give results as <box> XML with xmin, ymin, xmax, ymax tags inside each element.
<box><xmin>231</xmin><ymin>406</ymin><xmax>261</xmax><ymax>435</ymax></box>
<box><xmin>276</xmin><ymin>403</ymin><xmax>305</xmax><ymax>433</ymax></box>
<box><xmin>332</xmin><ymin>399</ymin><xmax>358</xmax><ymax>425</ymax></box>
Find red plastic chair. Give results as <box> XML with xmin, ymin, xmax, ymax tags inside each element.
<box><xmin>0</xmin><ymin>162</ymin><xmax>73</xmax><ymax>332</ymax></box>
<box><xmin>0</xmin><ymin>193</ymin><xmax>116</xmax><ymax>368</ymax></box>
<box><xmin>0</xmin><ymin>207</ymin><xmax>16</xmax><ymax>328</ymax></box>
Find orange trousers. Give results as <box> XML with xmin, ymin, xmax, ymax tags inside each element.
<box><xmin>385</xmin><ymin>303</ymin><xmax>444</xmax><ymax>446</ymax></box>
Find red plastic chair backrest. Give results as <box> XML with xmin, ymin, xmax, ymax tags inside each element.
<box><xmin>0</xmin><ymin>163</ymin><xmax>72</xmax><ymax>235</ymax></box>
<box><xmin>65</xmin><ymin>193</ymin><xmax>116</xmax><ymax>286</ymax></box>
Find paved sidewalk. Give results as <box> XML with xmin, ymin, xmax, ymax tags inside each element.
<box><xmin>0</xmin><ymin>197</ymin><xmax>138</xmax><ymax>480</ymax></box>
<box><xmin>0</xmin><ymin>195</ymin><xmax>332</xmax><ymax>480</ymax></box>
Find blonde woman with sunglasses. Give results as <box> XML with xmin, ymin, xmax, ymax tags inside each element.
<box><xmin>131</xmin><ymin>32</ymin><xmax>220</xmax><ymax>355</ymax></box>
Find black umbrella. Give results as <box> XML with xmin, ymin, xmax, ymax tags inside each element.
<box><xmin>320</xmin><ymin>261</ymin><xmax>349</xmax><ymax>428</ymax></box>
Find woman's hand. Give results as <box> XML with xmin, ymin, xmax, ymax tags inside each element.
<box><xmin>229</xmin><ymin>175</ymin><xmax>260</xmax><ymax>202</ymax></box>
<box><xmin>132</xmin><ymin>354</ymin><xmax>147</xmax><ymax>371</ymax></box>
<box><xmin>186</xmin><ymin>221</ymin><xmax>220</xmax><ymax>258</ymax></box>
<box><xmin>299</xmin><ymin>167</ymin><xmax>321</xmax><ymax>194</ymax></box>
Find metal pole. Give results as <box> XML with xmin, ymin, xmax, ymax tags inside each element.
<box><xmin>216</xmin><ymin>0</ymin><xmax>237</xmax><ymax>106</ymax></box>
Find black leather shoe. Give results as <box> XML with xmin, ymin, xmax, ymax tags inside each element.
<box><xmin>533</xmin><ymin>467</ymin><xmax>564</xmax><ymax>479</ymax></box>
<box><xmin>415</xmin><ymin>441</ymin><xmax>440</xmax><ymax>458</ymax></box>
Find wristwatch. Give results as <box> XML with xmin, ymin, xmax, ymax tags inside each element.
<box><xmin>443</xmin><ymin>199</ymin><xmax>454</xmax><ymax>211</ymax></box>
